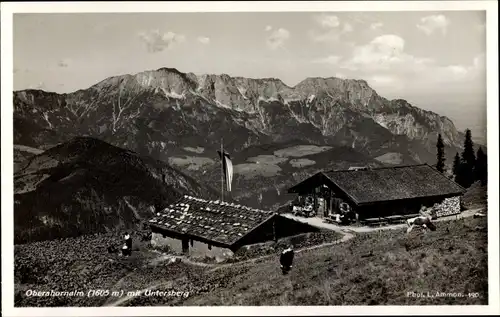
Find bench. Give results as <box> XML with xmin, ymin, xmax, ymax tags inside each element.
<box><xmin>362</xmin><ymin>218</ymin><xmax>388</xmax><ymax>226</ymax></box>
<box><xmin>403</xmin><ymin>214</ymin><xmax>421</xmax><ymax>219</ymax></box>
<box><xmin>367</xmin><ymin>221</ymin><xmax>388</xmax><ymax>227</ymax></box>
<box><xmin>361</xmin><ymin>213</ymin><xmax>426</xmax><ymax>226</ymax></box>
<box><xmin>324</xmin><ymin>217</ymin><xmax>338</xmax><ymax>224</ymax></box>
<box><xmin>383</xmin><ymin>215</ymin><xmax>410</xmax><ymax>224</ymax></box>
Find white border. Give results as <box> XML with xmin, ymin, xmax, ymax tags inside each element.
<box><xmin>1</xmin><ymin>1</ymin><xmax>499</xmax><ymax>316</ymax></box>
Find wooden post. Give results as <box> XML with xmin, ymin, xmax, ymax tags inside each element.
<box><xmin>272</xmin><ymin>215</ymin><xmax>277</xmax><ymax>242</ymax></box>
<box><xmin>220</xmin><ymin>138</ymin><xmax>224</xmax><ymax>202</ymax></box>
<box><xmin>378</xmin><ymin>217</ymin><xmax>382</xmax><ymax>238</ymax></box>
<box><xmin>329</xmin><ymin>192</ymin><xmax>333</xmax><ymax>218</ymax></box>
<box><xmin>313</xmin><ymin>188</ymin><xmax>318</xmax><ymax>217</ymax></box>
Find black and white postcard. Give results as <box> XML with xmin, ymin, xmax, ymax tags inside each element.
<box><xmin>1</xmin><ymin>1</ymin><xmax>499</xmax><ymax>316</ymax></box>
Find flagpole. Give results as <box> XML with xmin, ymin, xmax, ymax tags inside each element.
<box><xmin>221</xmin><ymin>138</ymin><xmax>224</xmax><ymax>202</ymax></box>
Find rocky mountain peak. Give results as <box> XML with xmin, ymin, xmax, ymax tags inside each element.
<box><xmin>13</xmin><ymin>65</ymin><xmax>466</xmax><ymax>162</ymax></box>
<box><xmin>292</xmin><ymin>76</ymin><xmax>377</xmax><ymax>106</ymax></box>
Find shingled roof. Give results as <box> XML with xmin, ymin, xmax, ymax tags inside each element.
<box><xmin>289</xmin><ymin>164</ymin><xmax>465</xmax><ymax>206</ymax></box>
<box><xmin>149</xmin><ymin>195</ymin><xmax>275</xmax><ymax>248</ymax></box>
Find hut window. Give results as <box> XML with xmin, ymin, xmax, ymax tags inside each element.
<box><xmin>190</xmin><ymin>239</ymin><xmax>194</xmax><ymax>247</ymax></box>
<box><xmin>208</xmin><ymin>244</ymin><xmax>212</xmax><ymax>250</ymax></box>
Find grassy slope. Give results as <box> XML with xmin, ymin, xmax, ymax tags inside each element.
<box><xmin>146</xmin><ymin>217</ymin><xmax>488</xmax><ymax>306</ymax></box>
<box><xmin>462</xmin><ymin>181</ymin><xmax>488</xmax><ymax>210</ymax></box>
<box><xmin>14</xmin><ymin>216</ymin><xmax>488</xmax><ymax>306</ymax></box>
<box><xmin>14</xmin><ymin>144</ymin><xmax>44</xmax><ymax>173</ymax></box>
<box><xmin>14</xmin><ymin>230</ymin><xmax>205</xmax><ymax>307</ymax></box>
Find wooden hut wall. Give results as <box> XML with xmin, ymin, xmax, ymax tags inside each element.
<box><xmin>355</xmin><ymin>194</ymin><xmax>460</xmax><ymax>220</ymax></box>
<box><xmin>356</xmin><ymin>201</ymin><xmax>421</xmax><ymax>219</ymax></box>
<box><xmin>293</xmin><ymin>180</ymin><xmax>357</xmax><ymax>217</ymax></box>
<box><xmin>274</xmin><ymin>216</ymin><xmax>320</xmax><ymax>238</ymax></box>
<box><xmin>232</xmin><ymin>215</ymin><xmax>319</xmax><ymax>249</ymax></box>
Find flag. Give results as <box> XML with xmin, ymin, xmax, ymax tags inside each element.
<box><xmin>274</xmin><ymin>184</ymin><xmax>281</xmax><ymax>196</ymax></box>
<box><xmin>217</xmin><ymin>150</ymin><xmax>233</xmax><ymax>192</ymax></box>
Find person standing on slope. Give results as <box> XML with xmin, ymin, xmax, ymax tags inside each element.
<box><xmin>280</xmin><ymin>245</ymin><xmax>295</xmax><ymax>275</ymax></box>
<box><xmin>124</xmin><ymin>232</ymin><xmax>132</xmax><ymax>249</ymax></box>
<box><xmin>121</xmin><ymin>232</ymin><xmax>132</xmax><ymax>256</ymax></box>
<box><xmin>121</xmin><ymin>244</ymin><xmax>131</xmax><ymax>257</ymax></box>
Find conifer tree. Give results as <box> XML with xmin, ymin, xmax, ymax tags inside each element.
<box><xmin>436</xmin><ymin>134</ymin><xmax>446</xmax><ymax>173</ymax></box>
<box><xmin>452</xmin><ymin>152</ymin><xmax>461</xmax><ymax>179</ymax></box>
<box><xmin>475</xmin><ymin>147</ymin><xmax>487</xmax><ymax>186</ymax></box>
<box><xmin>459</xmin><ymin>129</ymin><xmax>476</xmax><ymax>187</ymax></box>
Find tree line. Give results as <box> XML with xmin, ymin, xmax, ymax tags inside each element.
<box><xmin>436</xmin><ymin>129</ymin><xmax>487</xmax><ymax>188</ymax></box>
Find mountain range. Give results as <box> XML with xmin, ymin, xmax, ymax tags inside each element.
<box><xmin>13</xmin><ymin>67</ymin><xmax>479</xmax><ymax>241</ymax></box>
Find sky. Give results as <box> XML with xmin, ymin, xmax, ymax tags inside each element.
<box><xmin>13</xmin><ymin>11</ymin><xmax>487</xmax><ymax>140</ymax></box>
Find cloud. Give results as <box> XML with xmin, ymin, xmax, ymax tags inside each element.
<box><xmin>310</xmin><ymin>30</ymin><xmax>340</xmax><ymax>43</ymax></box>
<box><xmin>310</xmin><ymin>14</ymin><xmax>354</xmax><ymax>43</ymax></box>
<box><xmin>312</xmin><ymin>55</ymin><xmax>342</xmax><ymax>65</ymax></box>
<box><xmin>29</xmin><ymin>82</ymin><xmax>46</xmax><ymax>90</ymax></box>
<box><xmin>315</xmin><ymin>14</ymin><xmax>340</xmax><ymax>28</ymax></box>
<box><xmin>265</xmin><ymin>25</ymin><xmax>273</xmax><ymax>31</ymax></box>
<box><xmin>342</xmin><ymin>23</ymin><xmax>354</xmax><ymax>33</ymax></box>
<box><xmin>473</xmin><ymin>53</ymin><xmax>486</xmax><ymax>70</ymax></box>
<box><xmin>57</xmin><ymin>58</ymin><xmax>71</xmax><ymax>68</ymax></box>
<box><xmin>138</xmin><ymin>30</ymin><xmax>186</xmax><ymax>53</ymax></box>
<box><xmin>416</xmin><ymin>53</ymin><xmax>484</xmax><ymax>85</ymax></box>
<box><xmin>197</xmin><ymin>36</ymin><xmax>210</xmax><ymax>45</ymax></box>
<box><xmin>436</xmin><ymin>53</ymin><xmax>485</xmax><ymax>81</ymax></box>
<box><xmin>367</xmin><ymin>74</ymin><xmax>406</xmax><ymax>92</ymax></box>
<box><xmin>370</xmin><ymin>75</ymin><xmax>397</xmax><ymax>85</ymax></box>
<box><xmin>370</xmin><ymin>22</ymin><xmax>383</xmax><ymax>30</ymax></box>
<box><xmin>266</xmin><ymin>28</ymin><xmax>290</xmax><ymax>50</ymax></box>
<box><xmin>446</xmin><ymin>65</ymin><xmax>468</xmax><ymax>76</ymax></box>
<box><xmin>417</xmin><ymin>14</ymin><xmax>450</xmax><ymax>35</ymax></box>
<box><xmin>13</xmin><ymin>68</ymin><xmax>32</xmax><ymax>75</ymax></box>
<box><xmin>319</xmin><ymin>32</ymin><xmax>484</xmax><ymax>100</ymax></box>
<box><xmin>347</xmin><ymin>39</ymin><xmax>485</xmax><ymax>94</ymax></box>
<box><xmin>371</xmin><ymin>34</ymin><xmax>405</xmax><ymax>51</ymax></box>
<box><xmin>340</xmin><ymin>34</ymin><xmax>433</xmax><ymax>73</ymax></box>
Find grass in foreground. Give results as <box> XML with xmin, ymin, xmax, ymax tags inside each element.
<box><xmin>13</xmin><ymin>230</ymin><xmax>340</xmax><ymax>307</ymax></box>
<box><xmin>14</xmin><ymin>216</ymin><xmax>487</xmax><ymax>306</ymax></box>
<box><xmin>127</xmin><ymin>217</ymin><xmax>488</xmax><ymax>306</ymax></box>
<box><xmin>14</xmin><ymin>231</ymin><xmax>204</xmax><ymax>307</ymax></box>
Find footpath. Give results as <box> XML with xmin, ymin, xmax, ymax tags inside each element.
<box><xmin>282</xmin><ymin>208</ymin><xmax>483</xmax><ymax>234</ymax></box>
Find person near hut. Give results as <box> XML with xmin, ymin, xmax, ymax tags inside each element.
<box><xmin>339</xmin><ymin>202</ymin><xmax>353</xmax><ymax>225</ymax></box>
<box><xmin>280</xmin><ymin>245</ymin><xmax>295</xmax><ymax>275</ymax></box>
<box><xmin>419</xmin><ymin>205</ymin><xmax>437</xmax><ymax>220</ymax></box>
<box><xmin>121</xmin><ymin>244</ymin><xmax>131</xmax><ymax>257</ymax></box>
<box><xmin>121</xmin><ymin>232</ymin><xmax>132</xmax><ymax>256</ymax></box>
<box><xmin>124</xmin><ymin>232</ymin><xmax>132</xmax><ymax>249</ymax></box>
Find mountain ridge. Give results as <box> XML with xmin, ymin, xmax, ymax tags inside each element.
<box><xmin>11</xmin><ymin>67</ymin><xmax>461</xmax><ymax>127</ymax></box>
<box><xmin>13</xmin><ymin>66</ymin><xmax>471</xmax><ymax>211</ymax></box>
<box><xmin>14</xmin><ymin>136</ymin><xmax>219</xmax><ymax>244</ymax></box>
<box><xmin>13</xmin><ymin>67</ymin><xmax>463</xmax><ymax>143</ymax></box>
